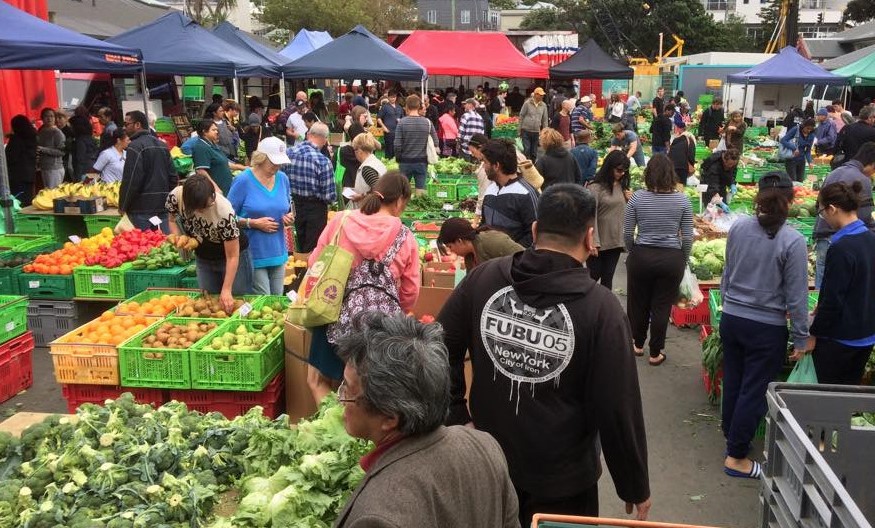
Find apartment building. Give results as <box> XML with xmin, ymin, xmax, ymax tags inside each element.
<box><xmin>704</xmin><ymin>0</ymin><xmax>848</xmax><ymax>40</ymax></box>
<box><xmin>417</xmin><ymin>0</ymin><xmax>500</xmax><ymax>30</ymax></box>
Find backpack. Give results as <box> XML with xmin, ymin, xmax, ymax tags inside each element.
<box><xmin>327</xmin><ymin>225</ymin><xmax>410</xmax><ymax>344</ymax></box>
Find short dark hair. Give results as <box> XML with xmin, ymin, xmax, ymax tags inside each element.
<box><xmin>302</xmin><ymin>112</ymin><xmax>318</xmax><ymax>123</ymax></box>
<box><xmin>110</xmin><ymin>128</ymin><xmax>127</xmax><ymax>143</ymax></box>
<box><xmin>125</xmin><ymin>110</ymin><xmax>148</xmax><ymax>130</ymax></box>
<box><xmin>819</xmin><ymin>181</ymin><xmax>864</xmax><ymax>213</ymax></box>
<box><xmin>535</xmin><ymin>184</ymin><xmax>595</xmax><ymax>246</ymax></box>
<box><xmin>182</xmin><ymin>173</ymin><xmax>215</xmax><ymax>212</ymax></box>
<box><xmin>854</xmin><ymin>142</ymin><xmax>875</xmax><ymax>166</ymax></box>
<box><xmin>197</xmin><ymin>119</ymin><xmax>216</xmax><ymax>136</ymax></box>
<box><xmin>480</xmin><ymin>139</ymin><xmax>518</xmax><ymax>174</ymax></box>
<box><xmin>644</xmin><ymin>154</ymin><xmax>678</xmax><ymax>192</ymax></box>
<box><xmin>203</xmin><ymin>103</ymin><xmax>221</xmax><ymax>120</ymax></box>
<box><xmin>722</xmin><ymin>148</ymin><xmax>740</xmax><ymax>163</ymax></box>
<box><xmin>801</xmin><ymin>118</ymin><xmax>816</xmax><ymax>130</ymax></box>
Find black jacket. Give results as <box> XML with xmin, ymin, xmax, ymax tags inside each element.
<box><xmin>810</xmin><ymin>227</ymin><xmax>875</xmax><ymax>341</ymax></box>
<box><xmin>535</xmin><ymin>147</ymin><xmax>581</xmax><ymax>190</ymax></box>
<box><xmin>669</xmin><ymin>133</ymin><xmax>695</xmax><ymax>175</ymax></box>
<box><xmin>836</xmin><ymin>121</ymin><xmax>875</xmax><ymax>161</ymax></box>
<box><xmin>699</xmin><ymin>106</ymin><xmax>724</xmax><ymax>142</ymax></box>
<box><xmin>700</xmin><ymin>152</ymin><xmax>736</xmax><ymax>200</ymax></box>
<box><xmin>120</xmin><ymin>130</ymin><xmax>177</xmax><ymax>214</ymax></box>
<box><xmin>6</xmin><ymin>134</ymin><xmax>37</xmax><ymax>184</ymax></box>
<box><xmin>650</xmin><ymin>115</ymin><xmax>672</xmax><ymax>149</ymax></box>
<box><xmin>439</xmin><ymin>249</ymin><xmax>650</xmax><ymax>502</ymax></box>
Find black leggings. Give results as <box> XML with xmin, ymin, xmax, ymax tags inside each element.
<box><xmin>812</xmin><ymin>339</ymin><xmax>872</xmax><ymax>385</ymax></box>
<box><xmin>517</xmin><ymin>483</ymin><xmax>598</xmax><ymax>528</ymax></box>
<box><xmin>292</xmin><ymin>197</ymin><xmax>328</xmax><ymax>253</ymax></box>
<box><xmin>587</xmin><ymin>247</ymin><xmax>623</xmax><ymax>291</ymax></box>
<box><xmin>626</xmin><ymin>245</ymin><xmax>686</xmax><ymax>357</ymax></box>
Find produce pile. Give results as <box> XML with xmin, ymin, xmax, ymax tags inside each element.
<box><xmin>130</xmin><ymin>243</ymin><xmax>191</xmax><ymax>271</ymax></box>
<box><xmin>30</xmin><ymin>182</ymin><xmax>121</xmax><ymax>211</ymax></box>
<box><xmin>116</xmin><ymin>295</ymin><xmax>198</xmax><ymax>317</ymax></box>
<box><xmin>56</xmin><ymin>312</ymin><xmax>155</xmax><ymax>346</ymax></box>
<box><xmin>22</xmin><ymin>229</ymin><xmax>115</xmax><ymax>275</ymax></box>
<box><xmin>431</xmin><ymin>158</ymin><xmax>474</xmax><ymax>176</ymax></box>
<box><xmin>689</xmin><ymin>239</ymin><xmax>727</xmax><ymax>281</ymax></box>
<box><xmin>85</xmin><ymin>230</ymin><xmax>166</xmax><ymax>269</ymax></box>
<box><xmin>138</xmin><ymin>321</ymin><xmax>219</xmax><ymax>350</ymax></box>
<box><xmin>201</xmin><ymin>323</ymin><xmax>283</xmax><ymax>352</ymax></box>
<box><xmin>0</xmin><ymin>394</ymin><xmax>370</xmax><ymax>527</ymax></box>
<box><xmin>789</xmin><ymin>187</ymin><xmax>818</xmax><ymax>218</ymax></box>
<box><xmin>701</xmin><ymin>329</ymin><xmax>723</xmax><ymax>404</ymax></box>
<box><xmin>241</xmin><ymin>300</ymin><xmax>287</xmax><ymax>325</ymax></box>
<box><xmin>176</xmin><ymin>297</ymin><xmax>247</xmax><ymax>319</ymax></box>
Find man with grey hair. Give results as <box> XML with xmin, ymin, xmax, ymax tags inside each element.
<box><xmin>283</xmin><ymin>121</ymin><xmax>336</xmax><ymax>253</ymax></box>
<box><xmin>333</xmin><ymin>312</ymin><xmax>520</xmax><ymax>528</ymax></box>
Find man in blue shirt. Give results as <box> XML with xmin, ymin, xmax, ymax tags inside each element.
<box><xmin>377</xmin><ymin>90</ymin><xmax>403</xmax><ymax>160</ymax></box>
<box><xmin>571</xmin><ymin>130</ymin><xmax>598</xmax><ymax>184</ymax></box>
<box><xmin>609</xmin><ymin>123</ymin><xmax>645</xmax><ymax>167</ymax></box>
<box><xmin>814</xmin><ymin>108</ymin><xmax>837</xmax><ymax>155</ymax></box>
<box><xmin>283</xmin><ymin>122</ymin><xmax>336</xmax><ymax>254</ymax></box>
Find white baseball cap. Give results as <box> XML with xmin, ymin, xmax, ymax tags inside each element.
<box><xmin>257</xmin><ymin>136</ymin><xmax>291</xmax><ymax>165</ymax></box>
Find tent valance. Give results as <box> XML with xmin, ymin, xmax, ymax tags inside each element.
<box><xmin>396</xmin><ymin>30</ymin><xmax>548</xmax><ymax>79</ymax></box>
<box><xmin>727</xmin><ymin>46</ymin><xmax>846</xmax><ymax>85</ymax></box>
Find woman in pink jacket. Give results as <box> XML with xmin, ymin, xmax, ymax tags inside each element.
<box><xmin>306</xmin><ymin>170</ymin><xmax>421</xmax><ymax>402</ymax></box>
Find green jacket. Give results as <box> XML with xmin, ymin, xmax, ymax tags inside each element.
<box><xmin>467</xmin><ymin>230</ymin><xmax>524</xmax><ymax>271</ymax></box>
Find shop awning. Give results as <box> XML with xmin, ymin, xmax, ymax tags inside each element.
<box><xmin>108</xmin><ymin>12</ymin><xmax>279</xmax><ymax>77</ymax></box>
<box><xmin>396</xmin><ymin>30</ymin><xmax>548</xmax><ymax>78</ymax></box>
<box><xmin>727</xmin><ymin>46</ymin><xmax>846</xmax><ymax>85</ymax></box>
<box><xmin>0</xmin><ymin>0</ymin><xmax>142</xmax><ymax>73</ymax></box>
<box><xmin>283</xmin><ymin>25</ymin><xmax>425</xmax><ymax>81</ymax></box>
<box><xmin>548</xmin><ymin>39</ymin><xmax>633</xmax><ymax>80</ymax></box>
<box><xmin>279</xmin><ymin>30</ymin><xmax>333</xmax><ymax>62</ymax></box>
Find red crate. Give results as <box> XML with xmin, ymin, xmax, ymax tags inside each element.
<box><xmin>0</xmin><ymin>331</ymin><xmax>34</xmax><ymax>404</ymax></box>
<box><xmin>699</xmin><ymin>325</ymin><xmax>712</xmax><ymax>343</ymax></box>
<box><xmin>169</xmin><ymin>371</ymin><xmax>285</xmax><ymax>419</ymax></box>
<box><xmin>61</xmin><ymin>384</ymin><xmax>166</xmax><ymax>414</ymax></box>
<box><xmin>671</xmin><ymin>287</ymin><xmax>713</xmax><ymax>328</ymax></box>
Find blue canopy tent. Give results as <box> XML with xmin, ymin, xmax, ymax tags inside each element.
<box><xmin>283</xmin><ymin>25</ymin><xmax>426</xmax><ymax>83</ymax></box>
<box><xmin>279</xmin><ymin>30</ymin><xmax>333</xmax><ymax>62</ymax></box>
<box><xmin>212</xmin><ymin>21</ymin><xmax>293</xmax><ymax>108</ymax></box>
<box><xmin>0</xmin><ymin>1</ymin><xmax>144</xmax><ymax>232</ymax></box>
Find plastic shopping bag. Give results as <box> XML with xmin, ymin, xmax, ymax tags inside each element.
<box><xmin>678</xmin><ymin>266</ymin><xmax>704</xmax><ymax>308</ymax></box>
<box><xmin>787</xmin><ymin>355</ymin><xmax>818</xmax><ymax>384</ymax></box>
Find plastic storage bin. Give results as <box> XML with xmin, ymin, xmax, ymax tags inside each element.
<box><xmin>762</xmin><ymin>384</ymin><xmax>874</xmax><ymax>528</ymax></box>
<box><xmin>189</xmin><ymin>319</ymin><xmax>284</xmax><ymax>391</ymax></box>
<box><xmin>61</xmin><ymin>384</ymin><xmax>166</xmax><ymax>414</ymax></box>
<box><xmin>18</xmin><ymin>272</ymin><xmax>76</xmax><ymax>300</ymax></box>
<box><xmin>14</xmin><ymin>214</ymin><xmax>84</xmax><ymax>243</ymax></box>
<box><xmin>169</xmin><ymin>371</ymin><xmax>285</xmax><ymax>419</ymax></box>
<box><xmin>0</xmin><ymin>295</ymin><xmax>28</xmax><ymax>345</ymax></box>
<box><xmin>84</xmin><ymin>215</ymin><xmax>121</xmax><ymax>236</ymax></box>
<box><xmin>73</xmin><ymin>263</ymin><xmax>132</xmax><ymax>299</ymax></box>
<box><xmin>0</xmin><ymin>331</ymin><xmax>34</xmax><ymax>404</ymax></box>
<box><xmin>27</xmin><ymin>300</ymin><xmax>104</xmax><ymax>348</ymax></box>
<box><xmin>124</xmin><ymin>266</ymin><xmax>187</xmax><ymax>296</ymax></box>
<box><xmin>0</xmin><ymin>264</ymin><xmax>23</xmax><ymax>295</ymax></box>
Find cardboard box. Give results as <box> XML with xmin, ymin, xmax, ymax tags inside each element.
<box><xmin>422</xmin><ymin>262</ymin><xmax>457</xmax><ymax>289</ymax></box>
<box><xmin>412</xmin><ymin>286</ymin><xmax>453</xmax><ymax>318</ymax></box>
<box><xmin>284</xmin><ymin>321</ymin><xmax>317</xmax><ymax>423</ymax></box>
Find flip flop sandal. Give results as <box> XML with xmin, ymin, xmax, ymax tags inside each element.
<box><xmin>724</xmin><ymin>460</ymin><xmax>763</xmax><ymax>480</ymax></box>
<box><xmin>648</xmin><ymin>353</ymin><xmax>666</xmax><ymax>366</ymax></box>
<box><xmin>633</xmin><ymin>346</ymin><xmax>645</xmax><ymax>357</ymax></box>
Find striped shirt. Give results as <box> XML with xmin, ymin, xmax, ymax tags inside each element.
<box><xmin>459</xmin><ymin>111</ymin><xmax>485</xmax><ymax>155</ymax></box>
<box><xmin>394</xmin><ymin>115</ymin><xmax>438</xmax><ymax>164</ymax></box>
<box><xmin>623</xmin><ymin>190</ymin><xmax>693</xmax><ymax>259</ymax></box>
<box><xmin>282</xmin><ymin>141</ymin><xmax>336</xmax><ymax>203</ymax></box>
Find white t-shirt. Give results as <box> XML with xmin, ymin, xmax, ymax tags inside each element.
<box><xmin>93</xmin><ymin>147</ymin><xmax>126</xmax><ymax>183</ymax></box>
<box><xmin>286</xmin><ymin>112</ymin><xmax>308</xmax><ymax>143</ymax></box>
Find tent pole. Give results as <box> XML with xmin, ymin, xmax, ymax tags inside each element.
<box><xmin>280</xmin><ymin>73</ymin><xmax>287</xmax><ymax>113</ymax></box>
<box><xmin>140</xmin><ymin>69</ymin><xmax>149</xmax><ymax>116</ymax></box>
<box><xmin>233</xmin><ymin>73</ymin><xmax>240</xmax><ymax>102</ymax></box>
<box><xmin>0</xmin><ymin>104</ymin><xmax>14</xmax><ymax>234</ymax></box>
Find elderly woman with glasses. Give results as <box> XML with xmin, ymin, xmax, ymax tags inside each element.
<box><xmin>333</xmin><ymin>312</ymin><xmax>520</xmax><ymax>528</ymax></box>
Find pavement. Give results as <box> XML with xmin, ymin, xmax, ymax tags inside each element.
<box><xmin>0</xmin><ymin>263</ymin><xmax>762</xmax><ymax>528</ymax></box>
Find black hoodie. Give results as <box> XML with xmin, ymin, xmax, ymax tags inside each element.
<box><xmin>439</xmin><ymin>248</ymin><xmax>650</xmax><ymax>503</ymax></box>
<box><xmin>535</xmin><ymin>146</ymin><xmax>581</xmax><ymax>190</ymax></box>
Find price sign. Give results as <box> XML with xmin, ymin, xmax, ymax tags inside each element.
<box><xmin>92</xmin><ymin>275</ymin><xmax>110</xmax><ymax>285</ymax></box>
<box><xmin>696</xmin><ymin>184</ymin><xmax>709</xmax><ymax>193</ymax></box>
<box><xmin>286</xmin><ymin>291</ymin><xmax>298</xmax><ymax>303</ymax></box>
<box><xmin>28</xmin><ymin>281</ymin><xmax>40</xmax><ymax>289</ymax></box>
<box><xmin>442</xmin><ymin>204</ymin><xmax>454</xmax><ymax>211</ymax></box>
<box><xmin>69</xmin><ymin>235</ymin><xmax>82</xmax><ymax>245</ymax></box>
<box><xmin>5</xmin><ymin>322</ymin><xmax>14</xmax><ymax>332</ymax></box>
<box><xmin>238</xmin><ymin>302</ymin><xmax>252</xmax><ymax>317</ymax></box>
<box><xmin>149</xmin><ymin>216</ymin><xmax>162</xmax><ymax>226</ymax></box>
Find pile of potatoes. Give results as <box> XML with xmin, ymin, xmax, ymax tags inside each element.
<box><xmin>139</xmin><ymin>321</ymin><xmax>218</xmax><ymax>349</ymax></box>
<box><xmin>176</xmin><ymin>296</ymin><xmax>245</xmax><ymax>318</ymax></box>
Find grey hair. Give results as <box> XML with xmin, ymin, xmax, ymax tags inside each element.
<box><xmin>860</xmin><ymin>105</ymin><xmax>875</xmax><ymax>121</ymax></box>
<box><xmin>336</xmin><ymin>312</ymin><xmax>450</xmax><ymax>436</ymax></box>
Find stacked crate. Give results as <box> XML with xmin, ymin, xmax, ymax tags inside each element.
<box><xmin>0</xmin><ymin>296</ymin><xmax>34</xmax><ymax>403</ymax></box>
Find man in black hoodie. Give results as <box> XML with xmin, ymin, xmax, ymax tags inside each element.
<box><xmin>439</xmin><ymin>184</ymin><xmax>652</xmax><ymax>527</ymax></box>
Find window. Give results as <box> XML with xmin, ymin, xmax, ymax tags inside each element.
<box><xmin>746</xmin><ymin>26</ymin><xmax>765</xmax><ymax>40</ymax></box>
<box><xmin>704</xmin><ymin>0</ymin><xmax>729</xmax><ymax>10</ymax></box>
<box><xmin>490</xmin><ymin>10</ymin><xmax>500</xmax><ymax>26</ymax></box>
<box><xmin>460</xmin><ymin>9</ymin><xmax>471</xmax><ymax>24</ymax></box>
<box><xmin>800</xmin><ymin>0</ymin><xmax>822</xmax><ymax>8</ymax></box>
<box><xmin>426</xmin><ymin>9</ymin><xmax>437</xmax><ymax>24</ymax></box>
<box><xmin>799</xmin><ymin>25</ymin><xmax>827</xmax><ymax>38</ymax></box>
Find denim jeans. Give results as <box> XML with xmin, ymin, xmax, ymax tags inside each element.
<box><xmin>127</xmin><ymin>212</ymin><xmax>170</xmax><ymax>234</ymax></box>
<box><xmin>253</xmin><ymin>264</ymin><xmax>286</xmax><ymax>295</ymax></box>
<box><xmin>196</xmin><ymin>248</ymin><xmax>254</xmax><ymax>295</ymax></box>
<box><xmin>814</xmin><ymin>238</ymin><xmax>829</xmax><ymax>289</ymax></box>
<box><xmin>398</xmin><ymin>162</ymin><xmax>428</xmax><ymax>190</ymax></box>
<box><xmin>42</xmin><ymin>168</ymin><xmax>64</xmax><ymax>189</ymax></box>
<box><xmin>631</xmin><ymin>148</ymin><xmax>646</xmax><ymax>167</ymax></box>
<box><xmin>521</xmin><ymin>131</ymin><xmax>540</xmax><ymax>162</ymax></box>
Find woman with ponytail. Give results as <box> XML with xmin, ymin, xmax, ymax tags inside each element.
<box><xmin>718</xmin><ymin>171</ymin><xmax>810</xmax><ymax>481</ymax></box>
<box><xmin>437</xmin><ymin>217</ymin><xmax>523</xmax><ymax>271</ymax></box>
<box><xmin>809</xmin><ymin>181</ymin><xmax>875</xmax><ymax>384</ymax></box>
<box><xmin>305</xmin><ymin>171</ymin><xmax>421</xmax><ymax>403</ymax></box>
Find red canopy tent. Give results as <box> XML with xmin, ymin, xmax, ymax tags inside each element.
<box><xmin>397</xmin><ymin>31</ymin><xmax>548</xmax><ymax>79</ymax></box>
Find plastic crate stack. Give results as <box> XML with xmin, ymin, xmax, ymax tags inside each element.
<box><xmin>0</xmin><ymin>295</ymin><xmax>34</xmax><ymax>404</ymax></box>
<box><xmin>0</xmin><ymin>234</ymin><xmax>58</xmax><ymax>295</ymax></box>
<box><xmin>53</xmin><ymin>289</ymin><xmax>287</xmax><ymax>418</ymax></box>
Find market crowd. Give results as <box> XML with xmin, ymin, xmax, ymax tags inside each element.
<box><xmin>6</xmin><ymin>82</ymin><xmax>875</xmax><ymax>527</ymax></box>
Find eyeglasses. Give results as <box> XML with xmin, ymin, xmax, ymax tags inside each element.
<box><xmin>816</xmin><ymin>204</ymin><xmax>830</xmax><ymax>218</ymax></box>
<box><xmin>337</xmin><ymin>380</ymin><xmax>359</xmax><ymax>405</ymax></box>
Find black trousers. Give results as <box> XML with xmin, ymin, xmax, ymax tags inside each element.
<box><xmin>383</xmin><ymin>132</ymin><xmax>396</xmax><ymax>160</ymax></box>
<box><xmin>812</xmin><ymin>339</ymin><xmax>872</xmax><ymax>385</ymax></box>
<box><xmin>587</xmin><ymin>247</ymin><xmax>623</xmax><ymax>291</ymax></box>
<box><xmin>292</xmin><ymin>197</ymin><xmax>328</xmax><ymax>254</ymax></box>
<box><xmin>785</xmin><ymin>158</ymin><xmax>806</xmax><ymax>182</ymax></box>
<box><xmin>517</xmin><ymin>483</ymin><xmax>598</xmax><ymax>528</ymax></box>
<box><xmin>626</xmin><ymin>245</ymin><xmax>685</xmax><ymax>356</ymax></box>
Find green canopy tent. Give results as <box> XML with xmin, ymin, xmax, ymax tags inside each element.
<box><xmin>832</xmin><ymin>52</ymin><xmax>875</xmax><ymax>86</ymax></box>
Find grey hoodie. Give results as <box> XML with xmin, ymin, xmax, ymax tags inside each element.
<box><xmin>813</xmin><ymin>160</ymin><xmax>875</xmax><ymax>240</ymax></box>
<box><xmin>721</xmin><ymin>216</ymin><xmax>809</xmax><ymax>349</ymax></box>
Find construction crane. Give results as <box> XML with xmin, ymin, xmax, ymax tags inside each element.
<box><xmin>765</xmin><ymin>0</ymin><xmax>799</xmax><ymax>53</ymax></box>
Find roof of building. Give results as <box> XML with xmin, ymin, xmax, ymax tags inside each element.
<box><xmin>805</xmin><ymin>39</ymin><xmax>847</xmax><ymax>61</ymax></box>
<box><xmin>827</xmin><ymin>20</ymin><xmax>875</xmax><ymax>44</ymax></box>
<box><xmin>47</xmin><ymin>0</ymin><xmax>171</xmax><ymax>39</ymax></box>
<box><xmin>821</xmin><ymin>42</ymin><xmax>875</xmax><ymax>70</ymax></box>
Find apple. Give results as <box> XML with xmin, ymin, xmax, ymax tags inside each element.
<box><xmin>424</xmin><ymin>253</ymin><xmax>435</xmax><ymax>262</ymax></box>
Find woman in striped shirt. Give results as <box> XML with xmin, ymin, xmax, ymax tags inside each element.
<box><xmin>624</xmin><ymin>154</ymin><xmax>694</xmax><ymax>365</ymax></box>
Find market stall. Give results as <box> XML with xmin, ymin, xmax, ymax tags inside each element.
<box><xmin>279</xmin><ymin>29</ymin><xmax>333</xmax><ymax>62</ymax></box>
<box><xmin>548</xmin><ymin>38</ymin><xmax>634</xmax><ymax>80</ymax></box>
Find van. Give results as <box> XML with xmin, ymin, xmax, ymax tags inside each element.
<box><xmin>57</xmin><ymin>72</ymin><xmax>182</xmax><ymax>124</ymax></box>
<box><xmin>801</xmin><ymin>84</ymin><xmax>875</xmax><ymax>115</ymax></box>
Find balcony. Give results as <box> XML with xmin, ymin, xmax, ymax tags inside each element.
<box><xmin>703</xmin><ymin>0</ymin><xmax>736</xmax><ymax>10</ymax></box>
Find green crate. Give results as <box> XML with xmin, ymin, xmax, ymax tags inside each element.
<box><xmin>180</xmin><ymin>276</ymin><xmax>200</xmax><ymax>289</ymax></box>
<box><xmin>0</xmin><ymin>234</ymin><xmax>52</xmax><ymax>251</ymax></box>
<box><xmin>124</xmin><ymin>266</ymin><xmax>187</xmax><ymax>297</ymax></box>
<box><xmin>808</xmin><ymin>292</ymin><xmax>819</xmax><ymax>312</ymax></box>
<box><xmin>117</xmin><ymin>288</ymin><xmax>202</xmax><ymax>315</ymax></box>
<box><xmin>786</xmin><ymin>220</ymin><xmax>813</xmax><ymax>239</ymax></box>
<box><xmin>18</xmin><ymin>273</ymin><xmax>75</xmax><ymax>299</ymax></box>
<box><xmin>456</xmin><ymin>178</ymin><xmax>479</xmax><ymax>200</ymax></box>
<box><xmin>427</xmin><ymin>181</ymin><xmax>457</xmax><ymax>202</ymax></box>
<box><xmin>729</xmin><ymin>198</ymin><xmax>753</xmax><ymax>213</ymax></box>
<box><xmin>0</xmin><ymin>266</ymin><xmax>23</xmax><ymax>295</ymax></box>
<box><xmin>0</xmin><ymin>296</ymin><xmax>28</xmax><ymax>344</ymax></box>
<box><xmin>118</xmin><ymin>317</ymin><xmax>221</xmax><ymax>389</ymax></box>
<box><xmin>73</xmin><ymin>263</ymin><xmax>132</xmax><ymax>299</ymax></box>
<box><xmin>14</xmin><ymin>214</ymin><xmax>84</xmax><ymax>243</ymax></box>
<box><xmin>709</xmin><ymin>289</ymin><xmax>722</xmax><ymax>329</ymax></box>
<box><xmin>84</xmin><ymin>215</ymin><xmax>121</xmax><ymax>237</ymax></box>
<box><xmin>189</xmin><ymin>319</ymin><xmax>284</xmax><ymax>391</ymax></box>
<box><xmin>236</xmin><ymin>295</ymin><xmax>289</xmax><ymax>322</ymax></box>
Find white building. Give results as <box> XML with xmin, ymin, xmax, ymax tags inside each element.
<box><xmin>703</xmin><ymin>0</ymin><xmax>848</xmax><ymax>40</ymax></box>
<box><xmin>162</xmin><ymin>0</ymin><xmax>262</xmax><ymax>32</ymax></box>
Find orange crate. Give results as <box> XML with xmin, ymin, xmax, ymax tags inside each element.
<box><xmin>49</xmin><ymin>316</ymin><xmax>162</xmax><ymax>385</ymax></box>
<box><xmin>532</xmin><ymin>514</ymin><xmax>720</xmax><ymax>527</ymax></box>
